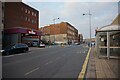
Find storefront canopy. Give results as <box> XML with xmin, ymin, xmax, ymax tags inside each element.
<box><xmin>4</xmin><ymin>27</ymin><xmax>42</xmax><ymax>36</ymax></box>
<box><xmin>98</xmin><ymin>25</ymin><xmax>120</xmax><ymax>32</ymax></box>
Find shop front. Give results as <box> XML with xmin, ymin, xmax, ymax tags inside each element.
<box><xmin>95</xmin><ymin>25</ymin><xmax>120</xmax><ymax>59</ymax></box>
<box><xmin>3</xmin><ymin>27</ymin><xmax>42</xmax><ymax>48</ymax></box>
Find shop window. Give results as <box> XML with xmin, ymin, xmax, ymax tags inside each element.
<box><xmin>25</xmin><ymin>17</ymin><xmax>27</xmax><ymax>21</ymax></box>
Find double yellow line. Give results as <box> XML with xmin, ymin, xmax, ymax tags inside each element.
<box><xmin>78</xmin><ymin>48</ymin><xmax>91</xmax><ymax>80</ymax></box>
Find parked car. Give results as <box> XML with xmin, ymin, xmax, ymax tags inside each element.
<box><xmin>2</xmin><ymin>43</ymin><xmax>29</xmax><ymax>55</ymax></box>
<box><xmin>32</xmin><ymin>42</ymin><xmax>38</xmax><ymax>47</ymax></box>
<box><xmin>38</xmin><ymin>44</ymin><xmax>45</xmax><ymax>48</ymax></box>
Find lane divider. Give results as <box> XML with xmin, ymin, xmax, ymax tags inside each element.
<box><xmin>78</xmin><ymin>47</ymin><xmax>91</xmax><ymax>80</ymax></box>
<box><xmin>24</xmin><ymin>67</ymin><xmax>39</xmax><ymax>76</ymax></box>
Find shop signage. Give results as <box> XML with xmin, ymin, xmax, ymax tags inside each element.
<box><xmin>28</xmin><ymin>30</ymin><xmax>36</xmax><ymax>34</ymax></box>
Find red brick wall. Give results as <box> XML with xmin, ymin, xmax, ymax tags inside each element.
<box><xmin>4</xmin><ymin>2</ymin><xmax>21</xmax><ymax>29</ymax></box>
<box><xmin>40</xmin><ymin>22</ymin><xmax>78</xmax><ymax>41</ymax></box>
<box><xmin>4</xmin><ymin>2</ymin><xmax>39</xmax><ymax>30</ymax></box>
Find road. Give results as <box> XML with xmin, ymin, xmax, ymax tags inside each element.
<box><xmin>2</xmin><ymin>44</ymin><xmax>89</xmax><ymax>78</ymax></box>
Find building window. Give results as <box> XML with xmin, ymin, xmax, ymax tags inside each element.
<box><xmin>31</xmin><ymin>20</ymin><xmax>36</xmax><ymax>24</ymax></box>
<box><xmin>32</xmin><ymin>19</ymin><xmax>34</xmax><ymax>24</ymax></box>
<box><xmin>34</xmin><ymin>13</ymin><xmax>36</xmax><ymax>16</ymax></box>
<box><xmin>32</xmin><ymin>12</ymin><xmax>34</xmax><ymax>15</ymax></box>
<box><xmin>28</xmin><ymin>10</ymin><xmax>30</xmax><ymax>14</ymax></box>
<box><xmin>34</xmin><ymin>20</ymin><xmax>36</xmax><ymax>24</ymax></box>
<box><xmin>21</xmin><ymin>7</ymin><xmax>23</xmax><ymax>11</ymax></box>
<box><xmin>25</xmin><ymin>17</ymin><xmax>27</xmax><ymax>21</ymax></box>
<box><xmin>28</xmin><ymin>18</ymin><xmax>30</xmax><ymax>22</ymax></box>
<box><xmin>25</xmin><ymin>9</ymin><xmax>27</xmax><ymax>13</ymax></box>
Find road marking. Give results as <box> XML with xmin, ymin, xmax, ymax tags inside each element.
<box><xmin>78</xmin><ymin>48</ymin><xmax>91</xmax><ymax>79</ymax></box>
<box><xmin>45</xmin><ymin>61</ymin><xmax>53</xmax><ymax>65</ymax></box>
<box><xmin>24</xmin><ymin>67</ymin><xmax>39</xmax><ymax>76</ymax></box>
<box><xmin>3</xmin><ymin>55</ymin><xmax>14</xmax><ymax>57</ymax></box>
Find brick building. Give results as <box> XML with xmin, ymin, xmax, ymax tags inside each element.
<box><xmin>3</xmin><ymin>2</ymin><xmax>41</xmax><ymax>48</ymax></box>
<box><xmin>40</xmin><ymin>22</ymin><xmax>78</xmax><ymax>45</ymax></box>
<box><xmin>78</xmin><ymin>34</ymin><xmax>83</xmax><ymax>43</ymax></box>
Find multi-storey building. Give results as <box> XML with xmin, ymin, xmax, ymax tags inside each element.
<box><xmin>40</xmin><ymin>22</ymin><xmax>78</xmax><ymax>45</ymax></box>
<box><xmin>3</xmin><ymin>2</ymin><xmax>41</xmax><ymax>48</ymax></box>
<box><xmin>78</xmin><ymin>34</ymin><xmax>83</xmax><ymax>43</ymax></box>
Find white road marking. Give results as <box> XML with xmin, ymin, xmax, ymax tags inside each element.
<box><xmin>45</xmin><ymin>61</ymin><xmax>53</xmax><ymax>65</ymax></box>
<box><xmin>3</xmin><ymin>55</ymin><xmax>14</xmax><ymax>57</ymax></box>
<box><xmin>24</xmin><ymin>67</ymin><xmax>39</xmax><ymax>76</ymax></box>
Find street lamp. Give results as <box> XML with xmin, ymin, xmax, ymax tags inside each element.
<box><xmin>83</xmin><ymin>10</ymin><xmax>92</xmax><ymax>47</ymax></box>
<box><xmin>53</xmin><ymin>17</ymin><xmax>60</xmax><ymax>44</ymax></box>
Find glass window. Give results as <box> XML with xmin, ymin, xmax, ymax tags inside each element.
<box><xmin>34</xmin><ymin>13</ymin><xmax>36</xmax><ymax>16</ymax></box>
<box><xmin>34</xmin><ymin>20</ymin><xmax>36</xmax><ymax>24</ymax></box>
<box><xmin>28</xmin><ymin>10</ymin><xmax>30</xmax><ymax>14</ymax></box>
<box><xmin>21</xmin><ymin>7</ymin><xmax>23</xmax><ymax>11</ymax></box>
<box><xmin>25</xmin><ymin>9</ymin><xmax>27</xmax><ymax>13</ymax></box>
<box><xmin>28</xmin><ymin>18</ymin><xmax>30</xmax><ymax>22</ymax></box>
<box><xmin>32</xmin><ymin>12</ymin><xmax>34</xmax><ymax>15</ymax></box>
<box><xmin>32</xmin><ymin>20</ymin><xmax>34</xmax><ymax>24</ymax></box>
<box><xmin>25</xmin><ymin>17</ymin><xmax>27</xmax><ymax>21</ymax></box>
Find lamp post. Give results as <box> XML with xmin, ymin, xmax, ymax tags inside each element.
<box><xmin>53</xmin><ymin>17</ymin><xmax>60</xmax><ymax>44</ymax></box>
<box><xmin>83</xmin><ymin>10</ymin><xmax>92</xmax><ymax>47</ymax></box>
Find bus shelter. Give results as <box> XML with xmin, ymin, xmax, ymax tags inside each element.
<box><xmin>95</xmin><ymin>25</ymin><xmax>120</xmax><ymax>59</ymax></box>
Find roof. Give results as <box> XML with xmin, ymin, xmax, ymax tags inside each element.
<box><xmin>98</xmin><ymin>25</ymin><xmax>120</xmax><ymax>31</ymax></box>
<box><xmin>97</xmin><ymin>14</ymin><xmax>120</xmax><ymax>32</ymax></box>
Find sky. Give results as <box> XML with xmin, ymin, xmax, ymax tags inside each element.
<box><xmin>22</xmin><ymin>0</ymin><xmax>119</xmax><ymax>39</ymax></box>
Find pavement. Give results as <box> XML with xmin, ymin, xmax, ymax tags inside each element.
<box><xmin>84</xmin><ymin>47</ymin><xmax>120</xmax><ymax>79</ymax></box>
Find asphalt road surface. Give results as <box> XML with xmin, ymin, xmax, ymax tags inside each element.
<box><xmin>2</xmin><ymin>44</ymin><xmax>89</xmax><ymax>78</ymax></box>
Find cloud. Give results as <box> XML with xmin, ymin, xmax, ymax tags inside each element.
<box><xmin>23</xmin><ymin>0</ymin><xmax>119</xmax><ymax>2</ymax></box>
<box><xmin>59</xmin><ymin>2</ymin><xmax>118</xmax><ymax>38</ymax></box>
<box><xmin>24</xmin><ymin>1</ymin><xmax>118</xmax><ymax>38</ymax></box>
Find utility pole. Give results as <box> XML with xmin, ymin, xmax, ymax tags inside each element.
<box><xmin>83</xmin><ymin>10</ymin><xmax>92</xmax><ymax>47</ymax></box>
<box><xmin>53</xmin><ymin>17</ymin><xmax>60</xmax><ymax>45</ymax></box>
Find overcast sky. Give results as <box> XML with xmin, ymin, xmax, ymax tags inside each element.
<box><xmin>23</xmin><ymin>0</ymin><xmax>119</xmax><ymax>39</ymax></box>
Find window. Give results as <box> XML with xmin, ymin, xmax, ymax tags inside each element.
<box><xmin>28</xmin><ymin>10</ymin><xmax>30</xmax><ymax>14</ymax></box>
<box><xmin>25</xmin><ymin>17</ymin><xmax>27</xmax><ymax>21</ymax></box>
<box><xmin>28</xmin><ymin>18</ymin><xmax>30</xmax><ymax>22</ymax></box>
<box><xmin>32</xmin><ymin>19</ymin><xmax>34</xmax><ymax>24</ymax></box>
<box><xmin>32</xmin><ymin>12</ymin><xmax>34</xmax><ymax>15</ymax></box>
<box><xmin>21</xmin><ymin>7</ymin><xmax>23</xmax><ymax>11</ymax></box>
<box><xmin>34</xmin><ymin>20</ymin><xmax>36</xmax><ymax>24</ymax></box>
<box><xmin>34</xmin><ymin>13</ymin><xmax>36</xmax><ymax>16</ymax></box>
<box><xmin>25</xmin><ymin>9</ymin><xmax>27</xmax><ymax>13</ymax></box>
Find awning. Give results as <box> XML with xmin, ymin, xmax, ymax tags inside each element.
<box><xmin>4</xmin><ymin>27</ymin><xmax>42</xmax><ymax>36</ymax></box>
<box><xmin>97</xmin><ymin>25</ymin><xmax>120</xmax><ymax>32</ymax></box>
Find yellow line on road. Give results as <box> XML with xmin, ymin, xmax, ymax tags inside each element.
<box><xmin>78</xmin><ymin>48</ymin><xmax>91</xmax><ymax>80</ymax></box>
